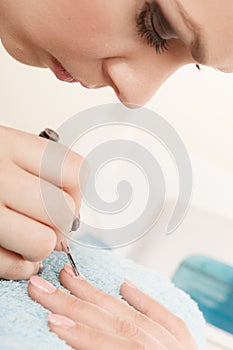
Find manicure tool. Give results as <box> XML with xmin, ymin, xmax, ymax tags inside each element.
<box><xmin>39</xmin><ymin>128</ymin><xmax>80</xmax><ymax>276</ymax></box>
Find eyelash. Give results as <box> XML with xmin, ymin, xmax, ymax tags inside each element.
<box><xmin>136</xmin><ymin>1</ymin><xmax>168</xmax><ymax>54</ymax></box>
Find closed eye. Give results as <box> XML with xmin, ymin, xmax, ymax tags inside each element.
<box><xmin>136</xmin><ymin>2</ymin><xmax>169</xmax><ymax>54</ymax></box>
<box><xmin>136</xmin><ymin>1</ymin><xmax>178</xmax><ymax>54</ymax></box>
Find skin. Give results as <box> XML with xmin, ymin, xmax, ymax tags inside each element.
<box><xmin>1</xmin><ymin>0</ymin><xmax>232</xmax><ymax>107</ymax></box>
<box><xmin>28</xmin><ymin>266</ymin><xmax>199</xmax><ymax>350</ymax></box>
<box><xmin>0</xmin><ymin>0</ymin><xmax>232</xmax><ymax>347</ymax></box>
<box><xmin>0</xmin><ymin>125</ymin><xmax>85</xmax><ymax>279</ymax></box>
<box><xmin>0</xmin><ymin>0</ymin><xmax>189</xmax><ymax>106</ymax></box>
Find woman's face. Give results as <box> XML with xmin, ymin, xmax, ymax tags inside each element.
<box><xmin>0</xmin><ymin>0</ymin><xmax>233</xmax><ymax>106</ymax></box>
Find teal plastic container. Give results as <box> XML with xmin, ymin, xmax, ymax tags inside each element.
<box><xmin>172</xmin><ymin>255</ymin><xmax>233</xmax><ymax>334</ymax></box>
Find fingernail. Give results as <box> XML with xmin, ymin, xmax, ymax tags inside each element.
<box><xmin>48</xmin><ymin>314</ymin><xmax>76</xmax><ymax>328</ymax></box>
<box><xmin>71</xmin><ymin>215</ymin><xmax>80</xmax><ymax>231</ymax></box>
<box><xmin>30</xmin><ymin>275</ymin><xmax>56</xmax><ymax>294</ymax></box>
<box><xmin>38</xmin><ymin>262</ymin><xmax>44</xmax><ymax>274</ymax></box>
<box><xmin>124</xmin><ymin>278</ymin><xmax>137</xmax><ymax>289</ymax></box>
<box><xmin>64</xmin><ymin>263</ymin><xmax>85</xmax><ymax>280</ymax></box>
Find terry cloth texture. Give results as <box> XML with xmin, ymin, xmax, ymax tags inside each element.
<box><xmin>0</xmin><ymin>245</ymin><xmax>206</xmax><ymax>350</ymax></box>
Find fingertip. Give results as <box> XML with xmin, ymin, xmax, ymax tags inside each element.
<box><xmin>120</xmin><ymin>278</ymin><xmax>137</xmax><ymax>292</ymax></box>
<box><xmin>31</xmin><ymin>262</ymin><xmax>42</xmax><ymax>277</ymax></box>
<box><xmin>60</xmin><ymin>263</ymin><xmax>85</xmax><ymax>280</ymax></box>
<box><xmin>124</xmin><ymin>278</ymin><xmax>137</xmax><ymax>289</ymax></box>
<box><xmin>20</xmin><ymin>261</ymin><xmax>40</xmax><ymax>280</ymax></box>
<box><xmin>71</xmin><ymin>215</ymin><xmax>80</xmax><ymax>232</ymax></box>
<box><xmin>120</xmin><ymin>279</ymin><xmax>141</xmax><ymax>305</ymax></box>
<box><xmin>59</xmin><ymin>264</ymin><xmax>71</xmax><ymax>284</ymax></box>
<box><xmin>7</xmin><ymin>261</ymin><xmax>41</xmax><ymax>280</ymax></box>
<box><xmin>24</xmin><ymin>260</ymin><xmax>40</xmax><ymax>278</ymax></box>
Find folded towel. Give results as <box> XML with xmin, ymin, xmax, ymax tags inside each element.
<box><xmin>0</xmin><ymin>245</ymin><xmax>206</xmax><ymax>350</ymax></box>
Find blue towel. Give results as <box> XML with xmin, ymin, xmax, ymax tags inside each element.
<box><xmin>0</xmin><ymin>245</ymin><xmax>206</xmax><ymax>350</ymax></box>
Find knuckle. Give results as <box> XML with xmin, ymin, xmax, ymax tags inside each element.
<box><xmin>116</xmin><ymin>317</ymin><xmax>141</xmax><ymax>339</ymax></box>
<box><xmin>134</xmin><ymin>310</ymin><xmax>148</xmax><ymax>325</ymax></box>
<box><xmin>128</xmin><ymin>339</ymin><xmax>145</xmax><ymax>350</ymax></box>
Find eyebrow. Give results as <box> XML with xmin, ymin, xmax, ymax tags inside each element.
<box><xmin>172</xmin><ymin>0</ymin><xmax>207</xmax><ymax>63</ymax></box>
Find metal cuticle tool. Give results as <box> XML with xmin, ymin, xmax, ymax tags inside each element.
<box><xmin>61</xmin><ymin>241</ymin><xmax>80</xmax><ymax>276</ymax></box>
<box><xmin>39</xmin><ymin>128</ymin><xmax>80</xmax><ymax>277</ymax></box>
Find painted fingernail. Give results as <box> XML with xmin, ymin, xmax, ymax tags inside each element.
<box><xmin>64</xmin><ymin>263</ymin><xmax>85</xmax><ymax>280</ymax></box>
<box><xmin>71</xmin><ymin>215</ymin><xmax>80</xmax><ymax>231</ymax></box>
<box><xmin>124</xmin><ymin>278</ymin><xmax>137</xmax><ymax>289</ymax></box>
<box><xmin>38</xmin><ymin>262</ymin><xmax>44</xmax><ymax>274</ymax></box>
<box><xmin>30</xmin><ymin>275</ymin><xmax>56</xmax><ymax>294</ymax></box>
<box><xmin>48</xmin><ymin>314</ymin><xmax>76</xmax><ymax>328</ymax></box>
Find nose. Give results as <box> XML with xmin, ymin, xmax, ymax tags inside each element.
<box><xmin>103</xmin><ymin>46</ymin><xmax>189</xmax><ymax>107</ymax></box>
<box><xmin>103</xmin><ymin>60</ymin><xmax>150</xmax><ymax>107</ymax></box>
<box><xmin>103</xmin><ymin>58</ymin><xmax>178</xmax><ymax>107</ymax></box>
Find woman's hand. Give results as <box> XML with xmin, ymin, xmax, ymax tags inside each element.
<box><xmin>0</xmin><ymin>125</ymin><xmax>85</xmax><ymax>280</ymax></box>
<box><xmin>28</xmin><ymin>264</ymin><xmax>198</xmax><ymax>350</ymax></box>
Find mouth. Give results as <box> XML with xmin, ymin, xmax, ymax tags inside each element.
<box><xmin>51</xmin><ymin>57</ymin><xmax>80</xmax><ymax>83</ymax></box>
<box><xmin>50</xmin><ymin>56</ymin><xmax>108</xmax><ymax>89</ymax></box>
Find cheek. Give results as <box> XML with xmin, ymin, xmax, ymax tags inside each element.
<box><xmin>18</xmin><ymin>1</ymin><xmax>97</xmax><ymax>58</ymax></box>
<box><xmin>33</xmin><ymin>0</ymin><xmax>136</xmax><ymax>60</ymax></box>
<box><xmin>33</xmin><ymin>9</ymin><xmax>112</xmax><ymax>59</ymax></box>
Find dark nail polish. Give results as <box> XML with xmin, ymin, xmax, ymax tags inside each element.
<box><xmin>39</xmin><ymin>128</ymin><xmax>59</xmax><ymax>142</ymax></box>
<box><xmin>71</xmin><ymin>215</ymin><xmax>80</xmax><ymax>231</ymax></box>
<box><xmin>38</xmin><ymin>262</ymin><xmax>44</xmax><ymax>274</ymax></box>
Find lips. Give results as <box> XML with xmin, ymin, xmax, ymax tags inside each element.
<box><xmin>51</xmin><ymin>57</ymin><xmax>79</xmax><ymax>83</ymax></box>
